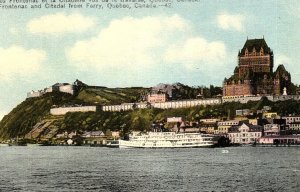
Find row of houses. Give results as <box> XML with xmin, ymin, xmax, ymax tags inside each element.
<box><xmin>166</xmin><ymin>116</ymin><xmax>300</xmax><ymax>145</ymax></box>
<box><xmin>55</xmin><ymin>131</ymin><xmax>120</xmax><ymax>145</ymax></box>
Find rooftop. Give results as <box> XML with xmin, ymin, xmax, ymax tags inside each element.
<box><xmin>240</xmin><ymin>38</ymin><xmax>272</xmax><ymax>55</ymax></box>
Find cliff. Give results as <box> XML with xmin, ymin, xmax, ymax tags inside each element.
<box><xmin>6</xmin><ymin>81</ymin><xmax>300</xmax><ymax>141</ymax></box>
<box><xmin>1</xmin><ymin>84</ymin><xmax>221</xmax><ymax>140</ymax></box>
<box><xmin>1</xmin><ymin>84</ymin><xmax>300</xmax><ymax>141</ymax></box>
<box><xmin>0</xmin><ymin>86</ymin><xmax>148</xmax><ymax>140</ymax></box>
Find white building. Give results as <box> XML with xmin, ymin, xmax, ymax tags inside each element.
<box><xmin>102</xmin><ymin>98</ymin><xmax>221</xmax><ymax>112</ymax></box>
<box><xmin>264</xmin><ymin>124</ymin><xmax>280</xmax><ymax>136</ymax></box>
<box><xmin>27</xmin><ymin>83</ymin><xmax>75</xmax><ymax>98</ymax></box>
<box><xmin>222</xmin><ymin>95</ymin><xmax>300</xmax><ymax>104</ymax></box>
<box><xmin>222</xmin><ymin>95</ymin><xmax>263</xmax><ymax>103</ymax></box>
<box><xmin>216</xmin><ymin>120</ymin><xmax>239</xmax><ymax>134</ymax></box>
<box><xmin>200</xmin><ymin>118</ymin><xmax>220</xmax><ymax>124</ymax></box>
<box><xmin>147</xmin><ymin>93</ymin><xmax>167</xmax><ymax>103</ymax></box>
<box><xmin>102</xmin><ymin>103</ymin><xmax>147</xmax><ymax>112</ymax></box>
<box><xmin>167</xmin><ymin>117</ymin><xmax>183</xmax><ymax>123</ymax></box>
<box><xmin>236</xmin><ymin>109</ymin><xmax>251</xmax><ymax>116</ymax></box>
<box><xmin>50</xmin><ymin>106</ymin><xmax>97</xmax><ymax>115</ymax></box>
<box><xmin>228</xmin><ymin>123</ymin><xmax>262</xmax><ymax>144</ymax></box>
<box><xmin>258</xmin><ymin>135</ymin><xmax>300</xmax><ymax>145</ymax></box>
<box><xmin>27</xmin><ymin>90</ymin><xmax>44</xmax><ymax>98</ymax></box>
<box><xmin>58</xmin><ymin>84</ymin><xmax>74</xmax><ymax>95</ymax></box>
<box><xmin>152</xmin><ymin>99</ymin><xmax>221</xmax><ymax>109</ymax></box>
<box><xmin>282</xmin><ymin>116</ymin><xmax>300</xmax><ymax>124</ymax></box>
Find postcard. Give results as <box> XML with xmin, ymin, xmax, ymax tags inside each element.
<box><xmin>0</xmin><ymin>1</ymin><xmax>299</xmax><ymax>191</ymax></box>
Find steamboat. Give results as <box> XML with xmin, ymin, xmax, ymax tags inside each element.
<box><xmin>119</xmin><ymin>131</ymin><xmax>214</xmax><ymax>148</ymax></box>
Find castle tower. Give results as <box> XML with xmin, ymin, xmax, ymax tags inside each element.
<box><xmin>238</xmin><ymin>38</ymin><xmax>273</xmax><ymax>77</ymax></box>
<box><xmin>223</xmin><ymin>38</ymin><xmax>291</xmax><ymax>97</ymax></box>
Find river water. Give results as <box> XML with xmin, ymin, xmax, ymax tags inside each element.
<box><xmin>0</xmin><ymin>146</ymin><xmax>299</xmax><ymax>192</ymax></box>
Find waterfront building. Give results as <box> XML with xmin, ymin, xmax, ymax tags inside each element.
<box><xmin>223</xmin><ymin>38</ymin><xmax>292</xmax><ymax>96</ymax></box>
<box><xmin>288</xmin><ymin>122</ymin><xmax>300</xmax><ymax>130</ymax></box>
<box><xmin>82</xmin><ymin>131</ymin><xmax>107</xmax><ymax>145</ymax></box>
<box><xmin>217</xmin><ymin>120</ymin><xmax>239</xmax><ymax>134</ymax></box>
<box><xmin>228</xmin><ymin>122</ymin><xmax>263</xmax><ymax>144</ymax></box>
<box><xmin>175</xmin><ymin>124</ymin><xmax>200</xmax><ymax>133</ymax></box>
<box><xmin>258</xmin><ymin>135</ymin><xmax>300</xmax><ymax>145</ymax></box>
<box><xmin>82</xmin><ymin>131</ymin><xmax>105</xmax><ymax>138</ymax></box>
<box><xmin>281</xmin><ymin>116</ymin><xmax>300</xmax><ymax>124</ymax></box>
<box><xmin>199</xmin><ymin>122</ymin><xmax>217</xmax><ymax>134</ymax></box>
<box><xmin>111</xmin><ymin>131</ymin><xmax>120</xmax><ymax>139</ymax></box>
<box><xmin>199</xmin><ymin>118</ymin><xmax>219</xmax><ymax>134</ymax></box>
<box><xmin>263</xmin><ymin>124</ymin><xmax>280</xmax><ymax>136</ymax></box>
<box><xmin>287</xmin><ymin>122</ymin><xmax>300</xmax><ymax>134</ymax></box>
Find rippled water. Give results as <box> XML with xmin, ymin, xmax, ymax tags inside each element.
<box><xmin>0</xmin><ymin>146</ymin><xmax>299</xmax><ymax>192</ymax></box>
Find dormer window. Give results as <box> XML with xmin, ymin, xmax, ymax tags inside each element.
<box><xmin>260</xmin><ymin>47</ymin><xmax>264</xmax><ymax>56</ymax></box>
<box><xmin>245</xmin><ymin>48</ymin><xmax>248</xmax><ymax>56</ymax></box>
<box><xmin>252</xmin><ymin>47</ymin><xmax>256</xmax><ymax>56</ymax></box>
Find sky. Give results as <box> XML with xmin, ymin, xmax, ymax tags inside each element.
<box><xmin>0</xmin><ymin>0</ymin><xmax>299</xmax><ymax>120</ymax></box>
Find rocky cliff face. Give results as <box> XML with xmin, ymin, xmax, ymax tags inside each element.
<box><xmin>24</xmin><ymin>116</ymin><xmax>64</xmax><ymax>140</ymax></box>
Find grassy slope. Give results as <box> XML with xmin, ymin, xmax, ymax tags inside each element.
<box><xmin>1</xmin><ymin>84</ymin><xmax>300</xmax><ymax>140</ymax></box>
<box><xmin>77</xmin><ymin>87</ymin><xmax>149</xmax><ymax>105</ymax></box>
<box><xmin>0</xmin><ymin>87</ymin><xmax>148</xmax><ymax>139</ymax></box>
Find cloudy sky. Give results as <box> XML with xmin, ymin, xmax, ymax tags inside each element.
<box><xmin>0</xmin><ymin>0</ymin><xmax>299</xmax><ymax>120</ymax></box>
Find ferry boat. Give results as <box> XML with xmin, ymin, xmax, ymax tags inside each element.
<box><xmin>0</xmin><ymin>143</ymin><xmax>9</xmax><ymax>147</ymax></box>
<box><xmin>119</xmin><ymin>132</ymin><xmax>214</xmax><ymax>148</ymax></box>
<box><xmin>106</xmin><ymin>140</ymin><xmax>119</xmax><ymax>148</ymax></box>
<box><xmin>27</xmin><ymin>143</ymin><xmax>43</xmax><ymax>147</ymax></box>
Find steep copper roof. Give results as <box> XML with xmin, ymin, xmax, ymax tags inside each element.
<box><xmin>275</xmin><ymin>64</ymin><xmax>287</xmax><ymax>74</ymax></box>
<box><xmin>240</xmin><ymin>38</ymin><xmax>271</xmax><ymax>55</ymax></box>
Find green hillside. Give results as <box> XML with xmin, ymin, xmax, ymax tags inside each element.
<box><xmin>0</xmin><ymin>86</ymin><xmax>148</xmax><ymax>140</ymax></box>
<box><xmin>77</xmin><ymin>87</ymin><xmax>148</xmax><ymax>105</ymax></box>
<box><xmin>1</xmin><ymin>84</ymin><xmax>300</xmax><ymax>141</ymax></box>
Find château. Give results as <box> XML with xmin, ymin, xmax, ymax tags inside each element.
<box><xmin>223</xmin><ymin>38</ymin><xmax>291</xmax><ymax>96</ymax></box>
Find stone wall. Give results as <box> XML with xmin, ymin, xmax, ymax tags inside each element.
<box><xmin>50</xmin><ymin>106</ymin><xmax>97</xmax><ymax>115</ymax></box>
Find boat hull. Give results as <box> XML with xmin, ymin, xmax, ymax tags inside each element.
<box><xmin>119</xmin><ymin>144</ymin><xmax>213</xmax><ymax>149</ymax></box>
<box><xmin>119</xmin><ymin>132</ymin><xmax>214</xmax><ymax>149</ymax></box>
<box><xmin>27</xmin><ymin>144</ymin><xmax>43</xmax><ymax>147</ymax></box>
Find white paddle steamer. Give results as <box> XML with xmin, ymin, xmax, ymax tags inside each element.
<box><xmin>119</xmin><ymin>132</ymin><xmax>214</xmax><ymax>148</ymax></box>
